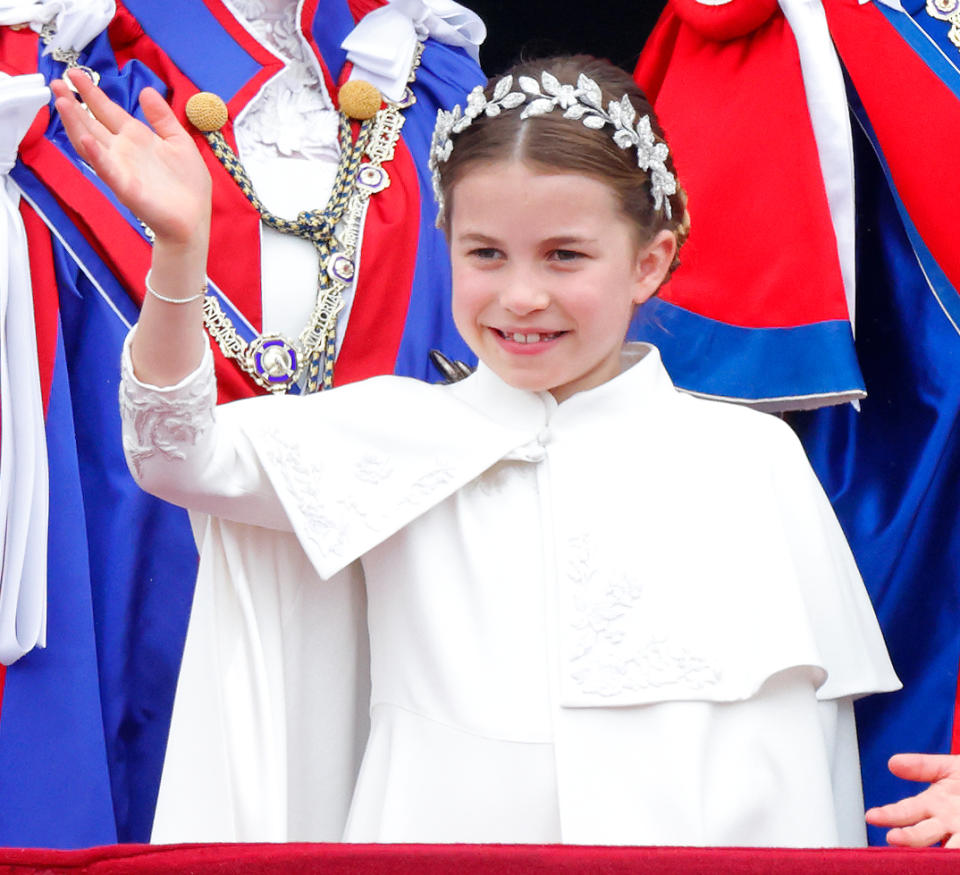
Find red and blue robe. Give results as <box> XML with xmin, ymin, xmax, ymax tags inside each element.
<box><xmin>634</xmin><ymin>0</ymin><xmax>960</xmax><ymax>843</ymax></box>
<box><xmin>0</xmin><ymin>0</ymin><xmax>482</xmax><ymax>846</ymax></box>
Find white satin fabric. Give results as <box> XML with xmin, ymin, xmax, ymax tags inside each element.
<box><xmin>0</xmin><ymin>73</ymin><xmax>50</xmax><ymax>664</ymax></box>
<box><xmin>344</xmin><ymin>0</ymin><xmax>485</xmax><ymax>100</ymax></box>
<box><xmin>124</xmin><ymin>338</ymin><xmax>899</xmax><ymax>846</ymax></box>
<box><xmin>0</xmin><ymin>0</ymin><xmax>114</xmax><ymax>53</ymax></box>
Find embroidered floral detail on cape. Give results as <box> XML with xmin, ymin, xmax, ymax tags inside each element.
<box><xmin>565</xmin><ymin>534</ymin><xmax>720</xmax><ymax>697</ymax></box>
<box><xmin>256</xmin><ymin>426</ymin><xmax>458</xmax><ymax>565</ymax></box>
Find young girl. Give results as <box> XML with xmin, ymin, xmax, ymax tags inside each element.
<box><xmin>53</xmin><ymin>55</ymin><xmax>898</xmax><ymax>847</ymax></box>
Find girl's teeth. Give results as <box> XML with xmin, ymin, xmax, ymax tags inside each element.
<box><xmin>505</xmin><ymin>332</ymin><xmax>558</xmax><ymax>344</ymax></box>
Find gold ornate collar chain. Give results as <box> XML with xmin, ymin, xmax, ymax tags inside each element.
<box><xmin>186</xmin><ymin>45</ymin><xmax>423</xmax><ymax>395</ymax></box>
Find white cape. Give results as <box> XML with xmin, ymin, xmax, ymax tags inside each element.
<box><xmin>136</xmin><ymin>343</ymin><xmax>899</xmax><ymax>846</ymax></box>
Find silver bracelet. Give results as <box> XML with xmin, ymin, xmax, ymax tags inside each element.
<box><xmin>145</xmin><ymin>269</ymin><xmax>208</xmax><ymax>304</ymax></box>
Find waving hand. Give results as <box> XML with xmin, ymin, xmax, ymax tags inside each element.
<box><xmin>51</xmin><ymin>70</ymin><xmax>211</xmax><ymax>246</ymax></box>
<box><xmin>52</xmin><ymin>70</ymin><xmax>212</xmax><ymax>385</ymax></box>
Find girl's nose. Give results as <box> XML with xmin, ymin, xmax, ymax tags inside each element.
<box><xmin>499</xmin><ymin>271</ymin><xmax>550</xmax><ymax>315</ymax></box>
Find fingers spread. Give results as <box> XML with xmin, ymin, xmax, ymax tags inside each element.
<box><xmin>870</xmin><ymin>755</ymin><xmax>960</xmax><ymax>848</ymax></box>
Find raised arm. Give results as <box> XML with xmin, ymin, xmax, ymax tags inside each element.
<box><xmin>865</xmin><ymin>753</ymin><xmax>960</xmax><ymax>847</ymax></box>
<box><xmin>52</xmin><ymin>70</ymin><xmax>211</xmax><ymax>386</ymax></box>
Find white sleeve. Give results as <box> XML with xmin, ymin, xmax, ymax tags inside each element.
<box><xmin>119</xmin><ymin>328</ymin><xmax>293</xmax><ymax>531</ymax></box>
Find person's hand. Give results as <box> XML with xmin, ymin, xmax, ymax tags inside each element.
<box><xmin>51</xmin><ymin>69</ymin><xmax>211</xmax><ymax>247</ymax></box>
<box><xmin>53</xmin><ymin>70</ymin><xmax>212</xmax><ymax>383</ymax></box>
<box><xmin>865</xmin><ymin>753</ymin><xmax>960</xmax><ymax>848</ymax></box>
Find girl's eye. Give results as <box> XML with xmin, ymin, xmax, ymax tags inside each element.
<box><xmin>550</xmin><ymin>249</ymin><xmax>584</xmax><ymax>262</ymax></box>
<box><xmin>470</xmin><ymin>247</ymin><xmax>502</xmax><ymax>261</ymax></box>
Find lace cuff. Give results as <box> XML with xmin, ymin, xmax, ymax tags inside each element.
<box><xmin>119</xmin><ymin>330</ymin><xmax>217</xmax><ymax>480</ymax></box>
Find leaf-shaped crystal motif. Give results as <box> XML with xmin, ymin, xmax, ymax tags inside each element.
<box><xmin>518</xmin><ymin>75</ymin><xmax>541</xmax><ymax>95</ymax></box>
<box><xmin>501</xmin><ymin>92</ymin><xmax>527</xmax><ymax>110</ymax></box>
<box><xmin>541</xmin><ymin>71</ymin><xmax>561</xmax><ymax>96</ymax></box>
<box><xmin>434</xmin><ymin>109</ymin><xmax>452</xmax><ymax>136</ymax></box>
<box><xmin>465</xmin><ymin>87</ymin><xmax>486</xmax><ymax>118</ymax></box>
<box><xmin>492</xmin><ymin>75</ymin><xmax>514</xmax><ymax>101</ymax></box>
<box><xmin>582</xmin><ymin>114</ymin><xmax>606</xmax><ymax>130</ymax></box>
<box><xmin>523</xmin><ymin>98</ymin><xmax>555</xmax><ymax>117</ymax></box>
<box><xmin>563</xmin><ymin>104</ymin><xmax>587</xmax><ymax>119</ymax></box>
<box><xmin>577</xmin><ymin>74</ymin><xmax>602</xmax><ymax>109</ymax></box>
<box><xmin>637</xmin><ymin>115</ymin><xmax>653</xmax><ymax>143</ymax></box>
<box><xmin>619</xmin><ymin>95</ymin><xmax>636</xmax><ymax>129</ymax></box>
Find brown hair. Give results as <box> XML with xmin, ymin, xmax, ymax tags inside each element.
<box><xmin>436</xmin><ymin>55</ymin><xmax>690</xmax><ymax>273</ymax></box>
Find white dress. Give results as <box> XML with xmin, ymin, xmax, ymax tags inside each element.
<box><xmin>120</xmin><ymin>339</ymin><xmax>900</xmax><ymax>847</ymax></box>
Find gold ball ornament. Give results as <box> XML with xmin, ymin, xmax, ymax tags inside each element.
<box><xmin>185</xmin><ymin>92</ymin><xmax>229</xmax><ymax>132</ymax></box>
<box><xmin>338</xmin><ymin>80</ymin><xmax>382</xmax><ymax>120</ymax></box>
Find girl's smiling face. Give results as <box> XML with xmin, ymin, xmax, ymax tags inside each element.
<box><xmin>449</xmin><ymin>161</ymin><xmax>676</xmax><ymax>402</ymax></box>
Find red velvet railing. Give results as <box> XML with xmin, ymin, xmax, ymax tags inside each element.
<box><xmin>0</xmin><ymin>843</ymin><xmax>957</xmax><ymax>874</ymax></box>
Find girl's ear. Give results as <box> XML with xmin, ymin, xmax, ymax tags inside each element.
<box><xmin>632</xmin><ymin>230</ymin><xmax>677</xmax><ymax>306</ymax></box>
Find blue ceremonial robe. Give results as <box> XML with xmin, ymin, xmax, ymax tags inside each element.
<box><xmin>635</xmin><ymin>0</ymin><xmax>960</xmax><ymax>845</ymax></box>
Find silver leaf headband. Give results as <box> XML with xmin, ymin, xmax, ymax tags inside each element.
<box><xmin>428</xmin><ymin>71</ymin><xmax>678</xmax><ymax>227</ymax></box>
